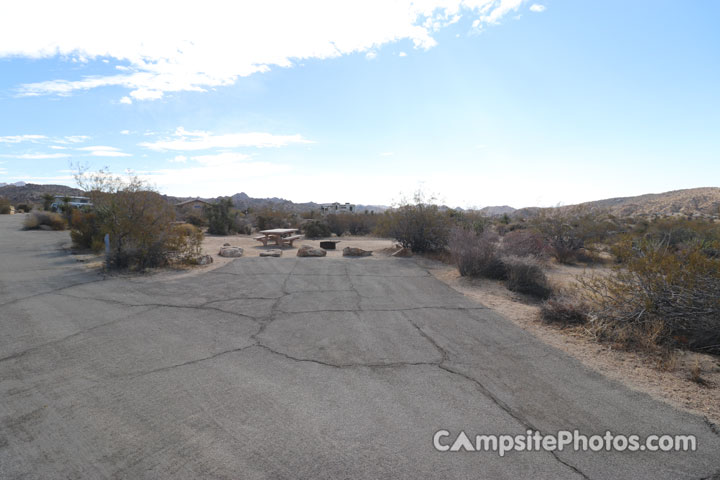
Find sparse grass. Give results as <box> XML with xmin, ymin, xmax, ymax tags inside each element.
<box><xmin>23</xmin><ymin>212</ymin><xmax>66</xmax><ymax>230</ymax></box>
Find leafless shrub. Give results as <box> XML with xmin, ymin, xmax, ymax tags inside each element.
<box><xmin>503</xmin><ymin>255</ymin><xmax>552</xmax><ymax>299</ymax></box>
<box><xmin>540</xmin><ymin>294</ymin><xmax>589</xmax><ymax>325</ymax></box>
<box><xmin>501</xmin><ymin>229</ymin><xmax>549</xmax><ymax>258</ymax></box>
<box><xmin>448</xmin><ymin>227</ymin><xmax>506</xmax><ymax>279</ymax></box>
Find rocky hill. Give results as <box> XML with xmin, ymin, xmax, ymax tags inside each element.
<box><xmin>0</xmin><ymin>183</ymin><xmax>85</xmax><ymax>204</ymax></box>
<box><xmin>482</xmin><ymin>187</ymin><xmax>720</xmax><ymax>218</ymax></box>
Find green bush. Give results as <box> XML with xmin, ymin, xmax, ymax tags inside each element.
<box><xmin>23</xmin><ymin>212</ymin><xmax>66</xmax><ymax>230</ymax></box>
<box><xmin>303</xmin><ymin>220</ymin><xmax>331</xmax><ymax>239</ymax></box>
<box><xmin>254</xmin><ymin>207</ymin><xmax>294</xmax><ymax>231</ymax></box>
<box><xmin>375</xmin><ymin>197</ymin><xmax>451</xmax><ymax>253</ymax></box>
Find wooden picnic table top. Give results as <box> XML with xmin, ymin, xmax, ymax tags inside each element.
<box><xmin>259</xmin><ymin>228</ymin><xmax>298</xmax><ymax>235</ymax></box>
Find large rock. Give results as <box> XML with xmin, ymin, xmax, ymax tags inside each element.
<box><xmin>297</xmin><ymin>245</ymin><xmax>326</xmax><ymax>257</ymax></box>
<box><xmin>197</xmin><ymin>254</ymin><xmax>214</xmax><ymax>265</ymax></box>
<box><xmin>342</xmin><ymin>246</ymin><xmax>372</xmax><ymax>257</ymax></box>
<box><xmin>260</xmin><ymin>249</ymin><xmax>283</xmax><ymax>257</ymax></box>
<box><xmin>219</xmin><ymin>246</ymin><xmax>243</xmax><ymax>257</ymax></box>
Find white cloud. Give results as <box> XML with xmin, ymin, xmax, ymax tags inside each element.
<box><xmin>120</xmin><ymin>130</ymin><xmax>131</xmax><ymax>135</ymax></box>
<box><xmin>170</xmin><ymin>155</ymin><xmax>187</xmax><ymax>163</ymax></box>
<box><xmin>529</xmin><ymin>4</ymin><xmax>546</xmax><ymax>12</ymax></box>
<box><xmin>399</xmin><ymin>51</ymin><xmax>408</xmax><ymax>57</ymax></box>
<box><xmin>366</xmin><ymin>51</ymin><xmax>377</xmax><ymax>60</ymax></box>
<box><xmin>140</xmin><ymin>127</ymin><xmax>313</xmax><ymax>151</ymax></box>
<box><xmin>119</xmin><ymin>96</ymin><xmax>133</xmax><ymax>104</ymax></box>
<box><xmin>379</xmin><ymin>152</ymin><xmax>394</xmax><ymax>156</ymax></box>
<box><xmin>0</xmin><ymin>152</ymin><xmax>70</xmax><ymax>159</ymax></box>
<box><xmin>59</xmin><ymin>135</ymin><xmax>90</xmax><ymax>144</ymax></box>
<box><xmin>3</xmin><ymin>1</ymin><xmax>529</xmax><ymax>101</ymax></box>
<box><xmin>0</xmin><ymin>134</ymin><xmax>47</xmax><ymax>143</ymax></box>
<box><xmin>77</xmin><ymin>145</ymin><xmax>131</xmax><ymax>157</ymax></box>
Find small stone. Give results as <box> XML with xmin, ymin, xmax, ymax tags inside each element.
<box><xmin>260</xmin><ymin>249</ymin><xmax>283</xmax><ymax>257</ymax></box>
<box><xmin>342</xmin><ymin>246</ymin><xmax>372</xmax><ymax>257</ymax></box>
<box><xmin>297</xmin><ymin>245</ymin><xmax>327</xmax><ymax>257</ymax></box>
<box><xmin>219</xmin><ymin>246</ymin><xmax>243</xmax><ymax>257</ymax></box>
<box><xmin>223</xmin><ymin>242</ymin><xmax>231</xmax><ymax>246</ymax></box>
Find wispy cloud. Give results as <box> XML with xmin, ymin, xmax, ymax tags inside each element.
<box><xmin>0</xmin><ymin>152</ymin><xmax>71</xmax><ymax>159</ymax></box>
<box><xmin>4</xmin><ymin>1</ymin><xmax>532</xmax><ymax>101</ymax></box>
<box><xmin>140</xmin><ymin>127</ymin><xmax>313</xmax><ymax>151</ymax></box>
<box><xmin>0</xmin><ymin>134</ymin><xmax>47</xmax><ymax>143</ymax></box>
<box><xmin>77</xmin><ymin>145</ymin><xmax>131</xmax><ymax>157</ymax></box>
<box><xmin>529</xmin><ymin>4</ymin><xmax>546</xmax><ymax>12</ymax></box>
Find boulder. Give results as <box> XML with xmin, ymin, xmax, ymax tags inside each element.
<box><xmin>297</xmin><ymin>245</ymin><xmax>327</xmax><ymax>257</ymax></box>
<box><xmin>342</xmin><ymin>246</ymin><xmax>372</xmax><ymax>257</ymax></box>
<box><xmin>197</xmin><ymin>254</ymin><xmax>214</xmax><ymax>265</ymax></box>
<box><xmin>223</xmin><ymin>242</ymin><xmax>231</xmax><ymax>246</ymax></box>
<box><xmin>260</xmin><ymin>249</ymin><xmax>283</xmax><ymax>257</ymax></box>
<box><xmin>219</xmin><ymin>246</ymin><xmax>244</xmax><ymax>257</ymax></box>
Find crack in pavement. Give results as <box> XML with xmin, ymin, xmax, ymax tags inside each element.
<box><xmin>0</xmin><ymin>305</ymin><xmax>161</xmax><ymax>365</ymax></box>
<box><xmin>437</xmin><ymin>364</ymin><xmax>591</xmax><ymax>480</ymax></box>
<box><xmin>0</xmin><ymin>275</ymin><xmax>107</xmax><ymax>309</ymax></box>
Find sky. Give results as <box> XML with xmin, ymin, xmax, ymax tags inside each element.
<box><xmin>0</xmin><ymin>0</ymin><xmax>718</xmax><ymax>209</ymax></box>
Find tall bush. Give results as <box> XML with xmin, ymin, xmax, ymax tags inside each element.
<box><xmin>376</xmin><ymin>194</ymin><xmax>451</xmax><ymax>252</ymax></box>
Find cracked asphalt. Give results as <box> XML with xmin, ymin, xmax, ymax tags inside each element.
<box><xmin>1</xmin><ymin>215</ymin><xmax>719</xmax><ymax>479</ymax></box>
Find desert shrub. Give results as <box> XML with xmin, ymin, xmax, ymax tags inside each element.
<box><xmin>166</xmin><ymin>223</ymin><xmax>204</xmax><ymax>264</ymax></box>
<box><xmin>449</xmin><ymin>210</ymin><xmax>490</xmax><ymax>234</ymax></box>
<box><xmin>448</xmin><ymin>227</ymin><xmax>507</xmax><ymax>279</ymax></box>
<box><xmin>75</xmin><ymin>169</ymin><xmax>205</xmax><ymax>270</ymax></box>
<box><xmin>23</xmin><ymin>212</ymin><xmax>66</xmax><ymax>230</ymax></box>
<box><xmin>0</xmin><ymin>197</ymin><xmax>10</xmax><ymax>214</ymax></box>
<box><xmin>184</xmin><ymin>212</ymin><xmax>207</xmax><ymax>228</ymax></box>
<box><xmin>254</xmin><ymin>207</ymin><xmax>293</xmax><ymax>231</ymax></box>
<box><xmin>503</xmin><ymin>256</ymin><xmax>552</xmax><ymax>299</ymax></box>
<box><xmin>501</xmin><ymin>229</ymin><xmax>548</xmax><ymax>258</ymax></box>
<box><xmin>540</xmin><ymin>294</ymin><xmax>589</xmax><ymax>325</ymax></box>
<box><xmin>69</xmin><ymin>210</ymin><xmax>104</xmax><ymax>251</ymax></box>
<box><xmin>303</xmin><ymin>220</ymin><xmax>331</xmax><ymax>239</ymax></box>
<box><xmin>15</xmin><ymin>203</ymin><xmax>32</xmax><ymax>213</ymax></box>
<box><xmin>580</xmin><ymin>238</ymin><xmax>720</xmax><ymax>354</ymax></box>
<box><xmin>531</xmin><ymin>207</ymin><xmax>614</xmax><ymax>264</ymax></box>
<box><xmin>375</xmin><ymin>194</ymin><xmax>452</xmax><ymax>252</ymax></box>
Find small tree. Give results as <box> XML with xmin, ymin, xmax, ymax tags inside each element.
<box><xmin>42</xmin><ymin>193</ymin><xmax>54</xmax><ymax>211</ymax></box>
<box><xmin>205</xmin><ymin>198</ymin><xmax>234</xmax><ymax>235</ymax></box>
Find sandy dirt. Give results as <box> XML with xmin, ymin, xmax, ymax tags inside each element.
<box><xmin>192</xmin><ymin>233</ymin><xmax>720</xmax><ymax>424</ymax></box>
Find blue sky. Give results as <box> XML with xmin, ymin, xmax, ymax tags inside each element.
<box><xmin>0</xmin><ymin>0</ymin><xmax>718</xmax><ymax>208</ymax></box>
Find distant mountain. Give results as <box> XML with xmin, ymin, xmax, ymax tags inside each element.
<box><xmin>478</xmin><ymin>205</ymin><xmax>516</xmax><ymax>216</ymax></box>
<box><xmin>577</xmin><ymin>187</ymin><xmax>720</xmax><ymax>217</ymax></box>
<box><xmin>0</xmin><ymin>181</ymin><xmax>26</xmax><ymax>188</ymax></box>
<box><xmin>0</xmin><ymin>183</ymin><xmax>85</xmax><ymax>204</ymax></box>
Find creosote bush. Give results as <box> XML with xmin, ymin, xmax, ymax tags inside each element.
<box><xmin>302</xmin><ymin>220</ymin><xmax>331</xmax><ymax>239</ymax></box>
<box><xmin>580</xmin><ymin>238</ymin><xmax>720</xmax><ymax>354</ymax></box>
<box><xmin>501</xmin><ymin>229</ymin><xmax>549</xmax><ymax>258</ymax></box>
<box><xmin>74</xmin><ymin>169</ymin><xmax>205</xmax><ymax>270</ymax></box>
<box><xmin>23</xmin><ymin>211</ymin><xmax>66</xmax><ymax>230</ymax></box>
<box><xmin>375</xmin><ymin>194</ymin><xmax>452</xmax><ymax>253</ymax></box>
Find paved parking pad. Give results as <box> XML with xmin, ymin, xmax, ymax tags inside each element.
<box><xmin>1</xmin><ymin>216</ymin><xmax>719</xmax><ymax>479</ymax></box>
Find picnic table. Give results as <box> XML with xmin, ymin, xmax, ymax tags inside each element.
<box><xmin>255</xmin><ymin>229</ymin><xmax>302</xmax><ymax>248</ymax></box>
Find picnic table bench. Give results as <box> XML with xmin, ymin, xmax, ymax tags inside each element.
<box><xmin>255</xmin><ymin>229</ymin><xmax>302</xmax><ymax>248</ymax></box>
